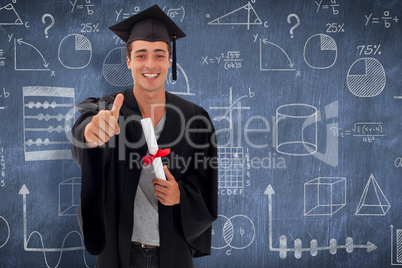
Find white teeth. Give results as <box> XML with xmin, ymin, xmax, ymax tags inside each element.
<box><xmin>143</xmin><ymin>73</ymin><xmax>158</xmax><ymax>78</ymax></box>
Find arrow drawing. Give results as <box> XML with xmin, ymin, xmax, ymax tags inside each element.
<box><xmin>265</xmin><ymin>184</ymin><xmax>377</xmax><ymax>259</ymax></box>
<box><xmin>14</xmin><ymin>38</ymin><xmax>50</xmax><ymax>71</ymax></box>
<box><xmin>260</xmin><ymin>39</ymin><xmax>295</xmax><ymax>71</ymax></box>
<box><xmin>19</xmin><ymin>185</ymin><xmax>89</xmax><ymax>268</ymax></box>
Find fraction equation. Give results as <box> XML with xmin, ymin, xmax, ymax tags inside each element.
<box><xmin>365</xmin><ymin>11</ymin><xmax>399</xmax><ymax>28</ymax></box>
<box><xmin>330</xmin><ymin>122</ymin><xmax>384</xmax><ymax>143</ymax></box>
<box><xmin>70</xmin><ymin>0</ymin><xmax>95</xmax><ymax>15</ymax></box>
<box><xmin>202</xmin><ymin>51</ymin><xmax>243</xmax><ymax>70</ymax></box>
<box><xmin>315</xmin><ymin>0</ymin><xmax>340</xmax><ymax>15</ymax></box>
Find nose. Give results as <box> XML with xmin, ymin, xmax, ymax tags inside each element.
<box><xmin>144</xmin><ymin>57</ymin><xmax>157</xmax><ymax>69</ymax></box>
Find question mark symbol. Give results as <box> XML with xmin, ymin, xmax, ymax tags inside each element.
<box><xmin>42</xmin><ymin>14</ymin><xmax>55</xmax><ymax>39</ymax></box>
<box><xmin>287</xmin><ymin>13</ymin><xmax>300</xmax><ymax>39</ymax></box>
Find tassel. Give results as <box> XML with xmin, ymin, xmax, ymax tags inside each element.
<box><xmin>172</xmin><ymin>36</ymin><xmax>177</xmax><ymax>81</ymax></box>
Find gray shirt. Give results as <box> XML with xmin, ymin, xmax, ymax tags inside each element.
<box><xmin>131</xmin><ymin>113</ymin><xmax>166</xmax><ymax>246</ymax></box>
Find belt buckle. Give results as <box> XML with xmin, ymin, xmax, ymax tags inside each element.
<box><xmin>141</xmin><ymin>243</ymin><xmax>146</xmax><ymax>248</ymax></box>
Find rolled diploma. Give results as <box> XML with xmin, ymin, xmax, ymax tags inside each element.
<box><xmin>140</xmin><ymin>118</ymin><xmax>166</xmax><ymax>180</ymax></box>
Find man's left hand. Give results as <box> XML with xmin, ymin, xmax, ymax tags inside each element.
<box><xmin>153</xmin><ymin>165</ymin><xmax>180</xmax><ymax>206</ymax></box>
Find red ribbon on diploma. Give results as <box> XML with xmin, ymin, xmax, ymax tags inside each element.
<box><xmin>142</xmin><ymin>148</ymin><xmax>171</xmax><ymax>166</ymax></box>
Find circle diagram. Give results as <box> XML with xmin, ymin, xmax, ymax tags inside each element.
<box><xmin>103</xmin><ymin>47</ymin><xmax>133</xmax><ymax>86</ymax></box>
<box><xmin>304</xmin><ymin>34</ymin><xmax>337</xmax><ymax>69</ymax></box>
<box><xmin>346</xmin><ymin>58</ymin><xmax>386</xmax><ymax>97</ymax></box>
<box><xmin>58</xmin><ymin>34</ymin><xmax>92</xmax><ymax>69</ymax></box>
<box><xmin>212</xmin><ymin>215</ymin><xmax>255</xmax><ymax>250</ymax></box>
<box><xmin>0</xmin><ymin>216</ymin><xmax>10</xmax><ymax>248</ymax></box>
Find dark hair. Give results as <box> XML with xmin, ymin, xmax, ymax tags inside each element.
<box><xmin>126</xmin><ymin>41</ymin><xmax>172</xmax><ymax>60</ymax></box>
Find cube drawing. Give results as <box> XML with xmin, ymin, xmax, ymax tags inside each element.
<box><xmin>304</xmin><ymin>177</ymin><xmax>346</xmax><ymax>216</ymax></box>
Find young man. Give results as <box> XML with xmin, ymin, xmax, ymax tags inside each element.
<box><xmin>71</xmin><ymin>5</ymin><xmax>218</xmax><ymax>268</ymax></box>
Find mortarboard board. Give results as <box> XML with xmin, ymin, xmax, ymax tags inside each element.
<box><xmin>109</xmin><ymin>5</ymin><xmax>186</xmax><ymax>80</ymax></box>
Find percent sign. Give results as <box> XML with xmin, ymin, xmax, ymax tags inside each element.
<box><xmin>357</xmin><ymin>44</ymin><xmax>381</xmax><ymax>56</ymax></box>
<box><xmin>337</xmin><ymin>23</ymin><xmax>344</xmax><ymax>32</ymax></box>
<box><xmin>92</xmin><ymin>23</ymin><xmax>99</xmax><ymax>32</ymax></box>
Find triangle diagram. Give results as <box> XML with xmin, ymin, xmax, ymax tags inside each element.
<box><xmin>208</xmin><ymin>2</ymin><xmax>262</xmax><ymax>29</ymax></box>
<box><xmin>355</xmin><ymin>174</ymin><xmax>390</xmax><ymax>216</ymax></box>
<box><xmin>0</xmin><ymin>3</ymin><xmax>23</xmax><ymax>25</ymax></box>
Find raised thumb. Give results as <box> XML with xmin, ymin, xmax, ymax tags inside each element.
<box><xmin>111</xmin><ymin>93</ymin><xmax>124</xmax><ymax>118</ymax></box>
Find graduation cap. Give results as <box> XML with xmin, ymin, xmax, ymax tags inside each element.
<box><xmin>109</xmin><ymin>5</ymin><xmax>186</xmax><ymax>80</ymax></box>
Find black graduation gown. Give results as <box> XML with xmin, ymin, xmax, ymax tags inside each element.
<box><xmin>71</xmin><ymin>89</ymin><xmax>218</xmax><ymax>268</ymax></box>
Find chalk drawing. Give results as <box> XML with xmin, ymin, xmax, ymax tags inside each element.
<box><xmin>212</xmin><ymin>214</ymin><xmax>255</xmax><ymax>250</ymax></box>
<box><xmin>0</xmin><ymin>216</ymin><xmax>10</xmax><ymax>249</ymax></box>
<box><xmin>304</xmin><ymin>34</ymin><xmax>337</xmax><ymax>69</ymax></box>
<box><xmin>103</xmin><ymin>47</ymin><xmax>132</xmax><ymax>86</ymax></box>
<box><xmin>276</xmin><ymin>104</ymin><xmax>318</xmax><ymax>156</ymax></box>
<box><xmin>210</xmin><ymin>88</ymin><xmax>250</xmax><ymax>190</ymax></box>
<box><xmin>391</xmin><ymin>225</ymin><xmax>402</xmax><ymax>265</ymax></box>
<box><xmin>70</xmin><ymin>0</ymin><xmax>95</xmax><ymax>15</ymax></box>
<box><xmin>266</xmin><ymin>185</ymin><xmax>377</xmax><ymax>259</ymax></box>
<box><xmin>210</xmin><ymin>87</ymin><xmax>250</xmax><ymax>141</ymax></box>
<box><xmin>287</xmin><ymin>14</ymin><xmax>300</xmax><ymax>38</ymax></box>
<box><xmin>218</xmin><ymin>147</ymin><xmax>244</xmax><ymax>189</ymax></box>
<box><xmin>166</xmin><ymin>62</ymin><xmax>194</xmax><ymax>96</ymax></box>
<box><xmin>346</xmin><ymin>58</ymin><xmax>386</xmax><ymax>97</ymax></box>
<box><xmin>315</xmin><ymin>0</ymin><xmax>341</xmax><ymax>15</ymax></box>
<box><xmin>58</xmin><ymin>177</ymin><xmax>81</xmax><ymax>216</ymax></box>
<box><xmin>14</xmin><ymin>39</ymin><xmax>50</xmax><ymax>71</ymax></box>
<box><xmin>58</xmin><ymin>34</ymin><xmax>92</xmax><ymax>69</ymax></box>
<box><xmin>260</xmin><ymin>39</ymin><xmax>295</xmax><ymax>71</ymax></box>
<box><xmin>0</xmin><ymin>3</ymin><xmax>23</xmax><ymax>26</ymax></box>
<box><xmin>163</xmin><ymin>6</ymin><xmax>185</xmax><ymax>22</ymax></box>
<box><xmin>304</xmin><ymin>177</ymin><xmax>347</xmax><ymax>216</ymax></box>
<box><xmin>19</xmin><ymin>185</ymin><xmax>89</xmax><ymax>268</ymax></box>
<box><xmin>22</xmin><ymin>86</ymin><xmax>75</xmax><ymax>161</ymax></box>
<box><xmin>41</xmin><ymin>14</ymin><xmax>55</xmax><ymax>39</ymax></box>
<box><xmin>365</xmin><ymin>11</ymin><xmax>400</xmax><ymax>28</ymax></box>
<box><xmin>355</xmin><ymin>173</ymin><xmax>390</xmax><ymax>216</ymax></box>
<box><xmin>331</xmin><ymin>121</ymin><xmax>384</xmax><ymax>143</ymax></box>
<box><xmin>208</xmin><ymin>2</ymin><xmax>262</xmax><ymax>30</ymax></box>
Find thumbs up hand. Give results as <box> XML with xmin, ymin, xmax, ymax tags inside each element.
<box><xmin>84</xmin><ymin>93</ymin><xmax>124</xmax><ymax>148</ymax></box>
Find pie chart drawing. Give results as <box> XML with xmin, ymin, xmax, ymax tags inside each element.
<box><xmin>103</xmin><ymin>47</ymin><xmax>133</xmax><ymax>87</ymax></box>
<box><xmin>304</xmin><ymin>34</ymin><xmax>337</xmax><ymax>69</ymax></box>
<box><xmin>347</xmin><ymin>58</ymin><xmax>386</xmax><ymax>97</ymax></box>
<box><xmin>58</xmin><ymin>34</ymin><xmax>92</xmax><ymax>69</ymax></box>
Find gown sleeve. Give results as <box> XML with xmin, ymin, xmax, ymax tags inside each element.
<box><xmin>177</xmin><ymin>109</ymin><xmax>218</xmax><ymax>257</ymax></box>
<box><xmin>71</xmin><ymin>96</ymin><xmax>115</xmax><ymax>255</ymax></box>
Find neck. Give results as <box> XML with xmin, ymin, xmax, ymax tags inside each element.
<box><xmin>133</xmin><ymin>87</ymin><xmax>166</xmax><ymax>125</ymax></box>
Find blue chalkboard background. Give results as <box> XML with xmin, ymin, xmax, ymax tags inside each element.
<box><xmin>0</xmin><ymin>0</ymin><xmax>401</xmax><ymax>267</ymax></box>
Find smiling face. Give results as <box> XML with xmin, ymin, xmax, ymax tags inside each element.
<box><xmin>127</xmin><ymin>40</ymin><xmax>171</xmax><ymax>93</ymax></box>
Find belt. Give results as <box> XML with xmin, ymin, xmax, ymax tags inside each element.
<box><xmin>131</xmin><ymin>241</ymin><xmax>159</xmax><ymax>249</ymax></box>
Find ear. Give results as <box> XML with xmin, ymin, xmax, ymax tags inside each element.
<box><xmin>126</xmin><ymin>57</ymin><xmax>131</xmax><ymax>69</ymax></box>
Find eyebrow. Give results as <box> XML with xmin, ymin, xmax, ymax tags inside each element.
<box><xmin>134</xmin><ymin>48</ymin><xmax>167</xmax><ymax>54</ymax></box>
